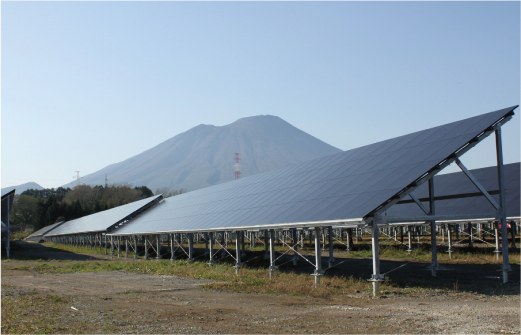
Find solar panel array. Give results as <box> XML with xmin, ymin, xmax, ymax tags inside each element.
<box><xmin>108</xmin><ymin>106</ymin><xmax>516</xmax><ymax>236</ymax></box>
<box><xmin>384</xmin><ymin>162</ymin><xmax>520</xmax><ymax>219</ymax></box>
<box><xmin>26</xmin><ymin>221</ymin><xmax>66</xmax><ymax>241</ymax></box>
<box><xmin>45</xmin><ymin>195</ymin><xmax>162</xmax><ymax>236</ymax></box>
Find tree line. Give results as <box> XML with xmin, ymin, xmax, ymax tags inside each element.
<box><xmin>11</xmin><ymin>184</ymin><xmax>163</xmax><ymax>231</ymax></box>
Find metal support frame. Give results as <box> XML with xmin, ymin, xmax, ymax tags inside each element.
<box><xmin>268</xmin><ymin>229</ymin><xmax>278</xmax><ymax>279</ymax></box>
<box><xmin>327</xmin><ymin>226</ymin><xmax>335</xmax><ymax>268</ymax></box>
<box><xmin>110</xmin><ymin>236</ymin><xmax>114</xmax><ymax>256</ymax></box>
<box><xmin>170</xmin><ymin>234</ymin><xmax>176</xmax><ymax>261</ymax></box>
<box><xmin>240</xmin><ymin>231</ymin><xmax>246</xmax><ymax>258</ymax></box>
<box><xmin>117</xmin><ymin>236</ymin><xmax>121</xmax><ymax>257</ymax></box>
<box><xmin>368</xmin><ymin>214</ymin><xmax>385</xmax><ymax>297</ymax></box>
<box><xmin>292</xmin><ymin>228</ymin><xmax>299</xmax><ymax>266</ymax></box>
<box><xmin>144</xmin><ymin>236</ymin><xmax>149</xmax><ymax>260</ymax></box>
<box><xmin>495</xmin><ymin>127</ymin><xmax>511</xmax><ymax>282</ymax></box>
<box><xmin>134</xmin><ymin>236</ymin><xmax>138</xmax><ymax>259</ymax></box>
<box><xmin>264</xmin><ymin>230</ymin><xmax>269</xmax><ymax>259</ymax></box>
<box><xmin>313</xmin><ymin>227</ymin><xmax>323</xmax><ymax>286</ymax></box>
<box><xmin>447</xmin><ymin>225</ymin><xmax>454</xmax><ymax>258</ymax></box>
<box><xmin>429</xmin><ymin>178</ymin><xmax>438</xmax><ymax>276</ymax></box>
<box><xmin>204</xmin><ymin>232</ymin><xmax>209</xmax><ymax>255</ymax></box>
<box><xmin>156</xmin><ymin>234</ymin><xmax>161</xmax><ymax>260</ymax></box>
<box><xmin>188</xmin><ymin>233</ymin><xmax>194</xmax><ymax>262</ymax></box>
<box><xmin>208</xmin><ymin>232</ymin><xmax>216</xmax><ymax>266</ymax></box>
<box><xmin>234</xmin><ymin>231</ymin><xmax>243</xmax><ymax>274</ymax></box>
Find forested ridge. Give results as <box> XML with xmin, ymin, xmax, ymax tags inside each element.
<box><xmin>11</xmin><ymin>184</ymin><xmax>155</xmax><ymax>231</ymax></box>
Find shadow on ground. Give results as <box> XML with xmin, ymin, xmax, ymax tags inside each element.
<box><xmin>5</xmin><ymin>241</ymin><xmax>520</xmax><ymax>297</ymax></box>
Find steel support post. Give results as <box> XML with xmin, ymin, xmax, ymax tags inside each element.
<box><xmin>429</xmin><ymin>178</ymin><xmax>438</xmax><ymax>276</ymax></box>
<box><xmin>208</xmin><ymin>232</ymin><xmax>215</xmax><ymax>266</ymax></box>
<box><xmin>235</xmin><ymin>231</ymin><xmax>243</xmax><ymax>274</ymax></box>
<box><xmin>125</xmin><ymin>238</ymin><xmax>129</xmax><ymax>258</ymax></box>
<box><xmin>98</xmin><ymin>234</ymin><xmax>102</xmax><ymax>253</ymax></box>
<box><xmin>328</xmin><ymin>226</ymin><xmax>334</xmax><ymax>268</ymax></box>
<box><xmin>204</xmin><ymin>232</ymin><xmax>209</xmax><ymax>255</ymax></box>
<box><xmin>188</xmin><ymin>233</ymin><xmax>194</xmax><ymax>261</ymax></box>
<box><xmin>292</xmin><ymin>228</ymin><xmax>298</xmax><ymax>266</ymax></box>
<box><xmin>494</xmin><ymin>222</ymin><xmax>500</xmax><ymax>260</ymax></box>
<box><xmin>346</xmin><ymin>228</ymin><xmax>352</xmax><ymax>253</ymax></box>
<box><xmin>447</xmin><ymin>225</ymin><xmax>454</xmax><ymax>258</ymax></box>
<box><xmin>221</xmin><ymin>233</ymin><xmax>226</xmax><ymax>257</ymax></box>
<box><xmin>134</xmin><ymin>236</ymin><xmax>138</xmax><ymax>259</ymax></box>
<box><xmin>268</xmin><ymin>229</ymin><xmax>278</xmax><ymax>279</ymax></box>
<box><xmin>144</xmin><ymin>237</ymin><xmax>149</xmax><ymax>260</ymax></box>
<box><xmin>264</xmin><ymin>230</ymin><xmax>269</xmax><ymax>259</ymax></box>
<box><xmin>170</xmin><ymin>234</ymin><xmax>176</xmax><ymax>261</ymax></box>
<box><xmin>369</xmin><ymin>216</ymin><xmax>384</xmax><ymax>297</ymax></box>
<box><xmin>407</xmin><ymin>227</ymin><xmax>412</xmax><ymax>252</ymax></box>
<box><xmin>156</xmin><ymin>235</ymin><xmax>161</xmax><ymax>260</ymax></box>
<box><xmin>104</xmin><ymin>234</ymin><xmax>108</xmax><ymax>255</ymax></box>
<box><xmin>313</xmin><ymin>227</ymin><xmax>323</xmax><ymax>286</ymax></box>
<box><xmin>495</xmin><ymin>127</ymin><xmax>511</xmax><ymax>283</ymax></box>
<box><xmin>117</xmin><ymin>236</ymin><xmax>121</xmax><ymax>257</ymax></box>
<box><xmin>468</xmin><ymin>223</ymin><xmax>474</xmax><ymax>248</ymax></box>
<box><xmin>240</xmin><ymin>231</ymin><xmax>246</xmax><ymax>258</ymax></box>
<box><xmin>110</xmin><ymin>236</ymin><xmax>114</xmax><ymax>256</ymax></box>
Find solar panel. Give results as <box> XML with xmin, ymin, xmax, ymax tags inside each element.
<box><xmin>26</xmin><ymin>221</ymin><xmax>66</xmax><ymax>240</ymax></box>
<box><xmin>384</xmin><ymin>162</ymin><xmax>520</xmax><ymax>219</ymax></box>
<box><xmin>108</xmin><ymin>106</ymin><xmax>517</xmax><ymax>236</ymax></box>
<box><xmin>45</xmin><ymin>194</ymin><xmax>163</xmax><ymax>236</ymax></box>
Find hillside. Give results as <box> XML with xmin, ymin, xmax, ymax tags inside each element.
<box><xmin>75</xmin><ymin>115</ymin><xmax>342</xmax><ymax>192</ymax></box>
<box><xmin>1</xmin><ymin>182</ymin><xmax>44</xmax><ymax>196</ymax></box>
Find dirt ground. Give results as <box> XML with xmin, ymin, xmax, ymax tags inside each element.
<box><xmin>2</xmin><ymin>242</ymin><xmax>520</xmax><ymax>334</ymax></box>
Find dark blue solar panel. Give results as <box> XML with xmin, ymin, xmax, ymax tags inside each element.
<box><xmin>108</xmin><ymin>106</ymin><xmax>517</xmax><ymax>235</ymax></box>
<box><xmin>385</xmin><ymin>162</ymin><xmax>520</xmax><ymax>219</ymax></box>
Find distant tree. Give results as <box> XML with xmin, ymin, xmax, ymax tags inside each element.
<box><xmin>11</xmin><ymin>195</ymin><xmax>39</xmax><ymax>228</ymax></box>
<box><xmin>18</xmin><ymin>184</ymin><xmax>154</xmax><ymax>230</ymax></box>
<box><xmin>100</xmin><ymin>184</ymin><xmax>142</xmax><ymax>208</ymax></box>
<box><xmin>155</xmin><ymin>187</ymin><xmax>187</xmax><ymax>198</ymax></box>
<box><xmin>22</xmin><ymin>187</ymin><xmax>70</xmax><ymax>200</ymax></box>
<box><xmin>135</xmin><ymin>186</ymin><xmax>154</xmax><ymax>198</ymax></box>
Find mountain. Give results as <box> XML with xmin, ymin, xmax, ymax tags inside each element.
<box><xmin>1</xmin><ymin>182</ymin><xmax>44</xmax><ymax>196</ymax></box>
<box><xmin>75</xmin><ymin>115</ymin><xmax>342</xmax><ymax>193</ymax></box>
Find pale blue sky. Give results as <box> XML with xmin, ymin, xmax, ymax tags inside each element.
<box><xmin>2</xmin><ymin>1</ymin><xmax>520</xmax><ymax>189</ymax></box>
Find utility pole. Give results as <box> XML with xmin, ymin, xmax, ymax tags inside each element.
<box><xmin>73</xmin><ymin>171</ymin><xmax>81</xmax><ymax>187</ymax></box>
<box><xmin>105</xmin><ymin>174</ymin><xmax>108</xmax><ymax>188</ymax></box>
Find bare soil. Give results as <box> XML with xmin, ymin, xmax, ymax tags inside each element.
<box><xmin>2</xmin><ymin>241</ymin><xmax>520</xmax><ymax>334</ymax></box>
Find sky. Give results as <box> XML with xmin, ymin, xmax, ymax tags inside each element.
<box><xmin>2</xmin><ymin>1</ymin><xmax>520</xmax><ymax>189</ymax></box>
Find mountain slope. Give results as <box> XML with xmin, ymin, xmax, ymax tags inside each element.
<box><xmin>1</xmin><ymin>182</ymin><xmax>44</xmax><ymax>196</ymax></box>
<box><xmin>76</xmin><ymin>115</ymin><xmax>342</xmax><ymax>192</ymax></box>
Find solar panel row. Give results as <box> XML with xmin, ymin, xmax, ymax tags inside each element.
<box><xmin>385</xmin><ymin>162</ymin><xmax>520</xmax><ymax>219</ymax></box>
<box><xmin>45</xmin><ymin>194</ymin><xmax>163</xmax><ymax>236</ymax></box>
<box><xmin>107</xmin><ymin>106</ymin><xmax>517</xmax><ymax>236</ymax></box>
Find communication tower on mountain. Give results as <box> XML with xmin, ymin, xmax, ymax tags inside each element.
<box><xmin>73</xmin><ymin>171</ymin><xmax>81</xmax><ymax>187</ymax></box>
<box><xmin>234</xmin><ymin>153</ymin><xmax>242</xmax><ymax>180</ymax></box>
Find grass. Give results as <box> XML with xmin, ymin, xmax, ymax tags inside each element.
<box><xmin>7</xmin><ymin>240</ymin><xmax>518</xmax><ymax>299</ymax></box>
<box><xmin>1</xmin><ymin>295</ymin><xmax>73</xmax><ymax>334</ymax></box>
<box><xmin>10</xmin><ymin>229</ymin><xmax>34</xmax><ymax>241</ymax></box>
<box><xmin>5</xmin><ymin>258</ymin><xmax>465</xmax><ymax>298</ymax></box>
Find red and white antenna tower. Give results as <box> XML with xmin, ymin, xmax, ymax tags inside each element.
<box><xmin>234</xmin><ymin>153</ymin><xmax>242</xmax><ymax>180</ymax></box>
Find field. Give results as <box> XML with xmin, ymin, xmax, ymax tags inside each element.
<box><xmin>2</xmin><ymin>239</ymin><xmax>520</xmax><ymax>334</ymax></box>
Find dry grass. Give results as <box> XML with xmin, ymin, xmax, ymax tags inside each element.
<box><xmin>1</xmin><ymin>295</ymin><xmax>73</xmax><ymax>334</ymax></box>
